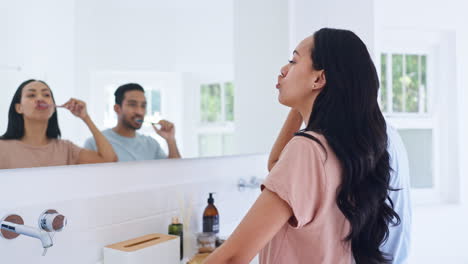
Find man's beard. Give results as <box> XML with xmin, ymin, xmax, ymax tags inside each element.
<box><xmin>122</xmin><ymin>116</ymin><xmax>142</xmax><ymax>130</ymax></box>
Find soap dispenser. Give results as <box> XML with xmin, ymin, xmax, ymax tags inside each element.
<box><xmin>202</xmin><ymin>193</ymin><xmax>219</xmax><ymax>234</ymax></box>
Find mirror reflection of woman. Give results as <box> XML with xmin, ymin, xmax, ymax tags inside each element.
<box><xmin>0</xmin><ymin>79</ymin><xmax>117</xmax><ymax>169</ymax></box>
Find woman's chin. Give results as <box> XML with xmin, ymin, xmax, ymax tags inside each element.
<box><xmin>278</xmin><ymin>95</ymin><xmax>292</xmax><ymax>108</ymax></box>
<box><xmin>26</xmin><ymin>113</ymin><xmax>53</xmax><ymax>122</ymax></box>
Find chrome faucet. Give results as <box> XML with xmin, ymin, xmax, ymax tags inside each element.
<box><xmin>1</xmin><ymin>215</ymin><xmax>53</xmax><ymax>248</ymax></box>
<box><xmin>1</xmin><ymin>210</ymin><xmax>66</xmax><ymax>256</ymax></box>
<box><xmin>238</xmin><ymin>176</ymin><xmax>264</xmax><ymax>192</ymax></box>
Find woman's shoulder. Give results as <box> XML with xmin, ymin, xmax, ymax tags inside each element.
<box><xmin>0</xmin><ymin>139</ymin><xmax>21</xmax><ymax>146</ymax></box>
<box><xmin>50</xmin><ymin>139</ymin><xmax>81</xmax><ymax>149</ymax></box>
<box><xmin>290</xmin><ymin>130</ymin><xmax>328</xmax><ymax>149</ymax></box>
<box><xmin>0</xmin><ymin>139</ymin><xmax>23</xmax><ymax>159</ymax></box>
<box><xmin>287</xmin><ymin>131</ymin><xmax>330</xmax><ymax>161</ymax></box>
<box><xmin>297</xmin><ymin>130</ymin><xmax>327</xmax><ymax>142</ymax></box>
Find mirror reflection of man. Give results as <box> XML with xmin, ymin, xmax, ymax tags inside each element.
<box><xmin>84</xmin><ymin>83</ymin><xmax>181</xmax><ymax>161</ymax></box>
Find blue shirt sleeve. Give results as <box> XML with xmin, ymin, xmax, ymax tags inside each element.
<box><xmin>381</xmin><ymin>125</ymin><xmax>412</xmax><ymax>264</ymax></box>
<box><xmin>154</xmin><ymin>139</ymin><xmax>167</xmax><ymax>159</ymax></box>
<box><xmin>83</xmin><ymin>137</ymin><xmax>97</xmax><ymax>151</ymax></box>
<box><xmin>145</xmin><ymin>136</ymin><xmax>167</xmax><ymax>159</ymax></box>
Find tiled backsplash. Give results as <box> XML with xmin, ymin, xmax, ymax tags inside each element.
<box><xmin>0</xmin><ymin>154</ymin><xmax>267</xmax><ymax>264</ymax></box>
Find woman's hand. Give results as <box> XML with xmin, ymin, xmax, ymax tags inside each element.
<box><xmin>61</xmin><ymin>98</ymin><xmax>88</xmax><ymax>120</ymax></box>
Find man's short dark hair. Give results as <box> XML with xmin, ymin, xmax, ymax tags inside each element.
<box><xmin>114</xmin><ymin>83</ymin><xmax>145</xmax><ymax>105</ymax></box>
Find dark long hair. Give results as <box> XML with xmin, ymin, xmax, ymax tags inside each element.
<box><xmin>1</xmin><ymin>79</ymin><xmax>61</xmax><ymax>140</ymax></box>
<box><xmin>303</xmin><ymin>28</ymin><xmax>400</xmax><ymax>263</ymax></box>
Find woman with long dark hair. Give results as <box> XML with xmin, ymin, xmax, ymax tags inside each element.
<box><xmin>204</xmin><ymin>28</ymin><xmax>400</xmax><ymax>264</ymax></box>
<box><xmin>0</xmin><ymin>79</ymin><xmax>117</xmax><ymax>169</ymax></box>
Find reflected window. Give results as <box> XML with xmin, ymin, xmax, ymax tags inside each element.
<box><xmin>225</xmin><ymin>82</ymin><xmax>234</xmax><ymax>122</ymax></box>
<box><xmin>150</xmin><ymin>90</ymin><xmax>161</xmax><ymax>116</ymax></box>
<box><xmin>198</xmin><ymin>81</ymin><xmax>235</xmax><ymax>157</ymax></box>
<box><xmin>201</xmin><ymin>84</ymin><xmax>222</xmax><ymax>122</ymax></box>
<box><xmin>146</xmin><ymin>87</ymin><xmax>162</xmax><ymax>122</ymax></box>
<box><xmin>198</xmin><ymin>133</ymin><xmax>235</xmax><ymax>157</ymax></box>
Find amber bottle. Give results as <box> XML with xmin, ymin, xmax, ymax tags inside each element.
<box><xmin>202</xmin><ymin>193</ymin><xmax>219</xmax><ymax>233</ymax></box>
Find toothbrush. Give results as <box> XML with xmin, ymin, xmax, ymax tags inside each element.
<box><xmin>135</xmin><ymin>119</ymin><xmax>162</xmax><ymax>129</ymax></box>
<box><xmin>37</xmin><ymin>103</ymin><xmax>65</xmax><ymax>109</ymax></box>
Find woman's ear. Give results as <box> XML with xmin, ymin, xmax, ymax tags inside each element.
<box><xmin>15</xmin><ymin>103</ymin><xmax>23</xmax><ymax>114</ymax></box>
<box><xmin>313</xmin><ymin>70</ymin><xmax>326</xmax><ymax>90</ymax></box>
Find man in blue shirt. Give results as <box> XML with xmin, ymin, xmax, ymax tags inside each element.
<box><xmin>84</xmin><ymin>83</ymin><xmax>181</xmax><ymax>161</ymax></box>
<box><xmin>382</xmin><ymin>125</ymin><xmax>412</xmax><ymax>264</ymax></box>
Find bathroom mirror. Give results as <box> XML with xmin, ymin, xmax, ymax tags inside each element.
<box><xmin>0</xmin><ymin>0</ymin><xmax>290</xmax><ymax>169</ymax></box>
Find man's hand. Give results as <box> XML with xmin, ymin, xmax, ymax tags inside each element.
<box><xmin>153</xmin><ymin>119</ymin><xmax>176</xmax><ymax>141</ymax></box>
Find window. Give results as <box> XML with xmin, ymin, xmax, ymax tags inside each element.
<box><xmin>398</xmin><ymin>129</ymin><xmax>433</xmax><ymax>188</ymax></box>
<box><xmin>378</xmin><ymin>30</ymin><xmax>457</xmax><ymax>204</ymax></box>
<box><xmin>201</xmin><ymin>84</ymin><xmax>222</xmax><ymax>123</ymax></box>
<box><xmin>380</xmin><ymin>53</ymin><xmax>428</xmax><ymax>115</ymax></box>
<box><xmin>198</xmin><ymin>81</ymin><xmax>235</xmax><ymax>157</ymax></box>
<box><xmin>380</xmin><ymin>51</ymin><xmax>435</xmax><ymax>193</ymax></box>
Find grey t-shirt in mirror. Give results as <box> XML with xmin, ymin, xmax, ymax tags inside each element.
<box><xmin>84</xmin><ymin>128</ymin><xmax>167</xmax><ymax>162</ymax></box>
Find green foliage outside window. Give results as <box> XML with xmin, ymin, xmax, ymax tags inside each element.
<box><xmin>380</xmin><ymin>54</ymin><xmax>388</xmax><ymax>112</ymax></box>
<box><xmin>405</xmin><ymin>55</ymin><xmax>420</xmax><ymax>113</ymax></box>
<box><xmin>380</xmin><ymin>53</ymin><xmax>427</xmax><ymax>114</ymax></box>
<box><xmin>392</xmin><ymin>54</ymin><xmax>404</xmax><ymax>112</ymax></box>
<box><xmin>201</xmin><ymin>84</ymin><xmax>222</xmax><ymax>122</ymax></box>
<box><xmin>200</xmin><ymin>82</ymin><xmax>235</xmax><ymax>123</ymax></box>
<box><xmin>224</xmin><ymin>82</ymin><xmax>234</xmax><ymax>121</ymax></box>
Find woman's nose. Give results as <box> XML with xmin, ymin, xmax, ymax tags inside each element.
<box><xmin>37</xmin><ymin>95</ymin><xmax>48</xmax><ymax>101</ymax></box>
<box><xmin>279</xmin><ymin>65</ymin><xmax>288</xmax><ymax>78</ymax></box>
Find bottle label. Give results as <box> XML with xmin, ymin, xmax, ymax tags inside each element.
<box><xmin>203</xmin><ymin>215</ymin><xmax>219</xmax><ymax>233</ymax></box>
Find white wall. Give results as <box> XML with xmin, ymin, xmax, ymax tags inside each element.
<box><xmin>233</xmin><ymin>0</ymin><xmax>291</xmax><ymax>156</ymax></box>
<box><xmin>0</xmin><ymin>154</ymin><xmax>266</xmax><ymax>263</ymax></box>
<box><xmin>290</xmin><ymin>0</ymin><xmax>375</xmax><ymax>55</ymax></box>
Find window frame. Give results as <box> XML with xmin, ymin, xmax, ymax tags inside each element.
<box><xmin>378</xmin><ymin>47</ymin><xmax>434</xmax><ymax>118</ymax></box>
<box><xmin>377</xmin><ymin>33</ymin><xmax>444</xmax><ymax>205</ymax></box>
